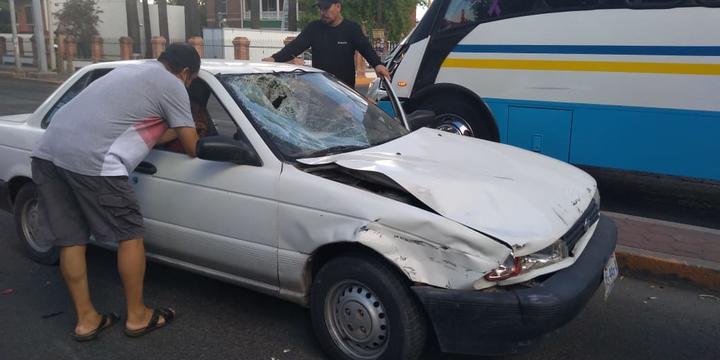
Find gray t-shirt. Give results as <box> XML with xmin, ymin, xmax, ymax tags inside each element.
<box><xmin>33</xmin><ymin>61</ymin><xmax>195</xmax><ymax>176</ymax></box>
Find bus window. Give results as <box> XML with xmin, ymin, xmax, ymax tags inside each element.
<box><xmin>439</xmin><ymin>0</ymin><xmax>537</xmax><ymax>32</ymax></box>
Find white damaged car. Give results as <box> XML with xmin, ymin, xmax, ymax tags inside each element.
<box><xmin>0</xmin><ymin>60</ymin><xmax>618</xmax><ymax>360</ymax></box>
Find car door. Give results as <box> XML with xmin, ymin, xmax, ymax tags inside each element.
<box><xmin>130</xmin><ymin>75</ymin><xmax>281</xmax><ymax>292</ymax></box>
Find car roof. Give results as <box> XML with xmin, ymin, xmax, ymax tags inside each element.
<box><xmin>82</xmin><ymin>59</ymin><xmax>322</xmax><ymax>75</ymax></box>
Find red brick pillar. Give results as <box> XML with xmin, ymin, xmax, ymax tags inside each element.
<box><xmin>0</xmin><ymin>37</ymin><xmax>6</xmax><ymax>59</ymax></box>
<box><xmin>18</xmin><ymin>37</ymin><xmax>25</xmax><ymax>57</ymax></box>
<box><xmin>56</xmin><ymin>32</ymin><xmax>66</xmax><ymax>73</ymax></box>
<box><xmin>151</xmin><ymin>36</ymin><xmax>167</xmax><ymax>58</ymax></box>
<box><xmin>283</xmin><ymin>36</ymin><xmax>303</xmax><ymax>65</ymax></box>
<box><xmin>232</xmin><ymin>37</ymin><xmax>250</xmax><ymax>60</ymax></box>
<box><xmin>187</xmin><ymin>36</ymin><xmax>204</xmax><ymax>58</ymax></box>
<box><xmin>91</xmin><ymin>36</ymin><xmax>103</xmax><ymax>63</ymax></box>
<box><xmin>119</xmin><ymin>36</ymin><xmax>133</xmax><ymax>60</ymax></box>
<box><xmin>65</xmin><ymin>35</ymin><xmax>77</xmax><ymax>71</ymax></box>
<box><xmin>355</xmin><ymin>51</ymin><xmax>367</xmax><ymax>79</ymax></box>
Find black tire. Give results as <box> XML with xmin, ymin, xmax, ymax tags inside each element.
<box><xmin>417</xmin><ymin>95</ymin><xmax>497</xmax><ymax>141</ymax></box>
<box><xmin>13</xmin><ymin>183</ymin><xmax>59</xmax><ymax>265</ymax></box>
<box><xmin>310</xmin><ymin>254</ymin><xmax>427</xmax><ymax>360</ymax></box>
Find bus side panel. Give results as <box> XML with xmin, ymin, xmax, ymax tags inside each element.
<box><xmin>485</xmin><ymin>98</ymin><xmax>720</xmax><ymax>181</ymax></box>
<box><xmin>570</xmin><ymin>105</ymin><xmax>720</xmax><ymax>181</ymax></box>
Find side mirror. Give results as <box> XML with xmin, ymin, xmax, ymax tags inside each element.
<box><xmin>197</xmin><ymin>136</ymin><xmax>262</xmax><ymax>166</ymax></box>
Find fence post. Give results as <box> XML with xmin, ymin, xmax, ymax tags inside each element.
<box><xmin>91</xmin><ymin>36</ymin><xmax>104</xmax><ymax>63</ymax></box>
<box><xmin>56</xmin><ymin>32</ymin><xmax>66</xmax><ymax>73</ymax></box>
<box><xmin>18</xmin><ymin>37</ymin><xmax>25</xmax><ymax>57</ymax></box>
<box><xmin>151</xmin><ymin>36</ymin><xmax>166</xmax><ymax>58</ymax></box>
<box><xmin>65</xmin><ymin>35</ymin><xmax>77</xmax><ymax>72</ymax></box>
<box><xmin>283</xmin><ymin>36</ymin><xmax>303</xmax><ymax>65</ymax></box>
<box><xmin>355</xmin><ymin>51</ymin><xmax>367</xmax><ymax>79</ymax></box>
<box><xmin>30</xmin><ymin>35</ymin><xmax>37</xmax><ymax>66</ymax></box>
<box><xmin>119</xmin><ymin>37</ymin><xmax>133</xmax><ymax>60</ymax></box>
<box><xmin>187</xmin><ymin>36</ymin><xmax>204</xmax><ymax>58</ymax></box>
<box><xmin>0</xmin><ymin>36</ymin><xmax>6</xmax><ymax>60</ymax></box>
<box><xmin>232</xmin><ymin>37</ymin><xmax>250</xmax><ymax>60</ymax></box>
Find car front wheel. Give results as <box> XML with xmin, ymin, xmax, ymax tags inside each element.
<box><xmin>310</xmin><ymin>254</ymin><xmax>427</xmax><ymax>360</ymax></box>
<box><xmin>13</xmin><ymin>183</ymin><xmax>58</xmax><ymax>265</ymax></box>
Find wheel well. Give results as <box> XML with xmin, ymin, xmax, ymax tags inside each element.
<box><xmin>8</xmin><ymin>176</ymin><xmax>32</xmax><ymax>206</ymax></box>
<box><xmin>406</xmin><ymin>83</ymin><xmax>500</xmax><ymax>141</ymax></box>
<box><xmin>307</xmin><ymin>242</ymin><xmax>413</xmax><ymax>288</ymax></box>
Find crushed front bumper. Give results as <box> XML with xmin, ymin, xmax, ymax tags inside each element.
<box><xmin>412</xmin><ymin>215</ymin><xmax>618</xmax><ymax>355</ymax></box>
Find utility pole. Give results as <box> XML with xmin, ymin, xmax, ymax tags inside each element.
<box><xmin>32</xmin><ymin>0</ymin><xmax>48</xmax><ymax>72</ymax></box>
<box><xmin>8</xmin><ymin>0</ymin><xmax>21</xmax><ymax>71</ymax></box>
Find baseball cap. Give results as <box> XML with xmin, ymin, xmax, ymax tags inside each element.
<box><xmin>315</xmin><ymin>0</ymin><xmax>340</xmax><ymax>10</ymax></box>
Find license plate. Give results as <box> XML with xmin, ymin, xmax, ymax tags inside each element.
<box><xmin>603</xmin><ymin>253</ymin><xmax>619</xmax><ymax>301</ymax></box>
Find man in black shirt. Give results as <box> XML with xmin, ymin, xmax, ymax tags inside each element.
<box><xmin>262</xmin><ymin>0</ymin><xmax>390</xmax><ymax>88</ymax></box>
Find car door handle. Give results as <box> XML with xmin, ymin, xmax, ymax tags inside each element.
<box><xmin>136</xmin><ymin>161</ymin><xmax>157</xmax><ymax>175</ymax></box>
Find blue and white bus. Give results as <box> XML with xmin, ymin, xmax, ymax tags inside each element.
<box><xmin>371</xmin><ymin>0</ymin><xmax>720</xmax><ymax>181</ymax></box>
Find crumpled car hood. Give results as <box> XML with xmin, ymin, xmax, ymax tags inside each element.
<box><xmin>298</xmin><ymin>128</ymin><xmax>597</xmax><ymax>251</ymax></box>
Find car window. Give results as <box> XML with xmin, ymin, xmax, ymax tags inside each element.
<box><xmin>41</xmin><ymin>68</ymin><xmax>113</xmax><ymax>129</ymax></box>
<box><xmin>157</xmin><ymin>79</ymin><xmax>251</xmax><ymax>153</ymax></box>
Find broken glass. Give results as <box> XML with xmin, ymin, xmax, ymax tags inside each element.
<box><xmin>219</xmin><ymin>72</ymin><xmax>408</xmax><ymax>159</ymax></box>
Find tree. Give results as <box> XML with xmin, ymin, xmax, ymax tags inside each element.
<box><xmin>55</xmin><ymin>0</ymin><xmax>103</xmax><ymax>58</ymax></box>
<box><xmin>298</xmin><ymin>0</ymin><xmax>425</xmax><ymax>41</ymax></box>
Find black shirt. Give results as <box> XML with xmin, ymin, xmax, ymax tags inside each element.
<box><xmin>272</xmin><ymin>19</ymin><xmax>382</xmax><ymax>88</ymax></box>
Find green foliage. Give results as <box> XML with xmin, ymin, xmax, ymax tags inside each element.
<box><xmin>55</xmin><ymin>0</ymin><xmax>102</xmax><ymax>57</ymax></box>
<box><xmin>299</xmin><ymin>0</ymin><xmax>423</xmax><ymax>41</ymax></box>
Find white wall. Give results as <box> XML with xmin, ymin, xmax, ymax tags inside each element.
<box><xmin>203</xmin><ymin>28</ymin><xmax>300</xmax><ymax>62</ymax></box>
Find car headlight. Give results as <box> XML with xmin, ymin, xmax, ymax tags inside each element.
<box><xmin>519</xmin><ymin>240</ymin><xmax>569</xmax><ymax>273</ymax></box>
<box><xmin>483</xmin><ymin>255</ymin><xmax>522</xmax><ymax>281</ymax></box>
<box><xmin>483</xmin><ymin>240</ymin><xmax>570</xmax><ymax>283</ymax></box>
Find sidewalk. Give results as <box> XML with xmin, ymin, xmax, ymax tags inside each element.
<box><xmin>607</xmin><ymin>211</ymin><xmax>720</xmax><ymax>290</ymax></box>
<box><xmin>2</xmin><ymin>66</ymin><xmax>719</xmax><ymax>290</ymax></box>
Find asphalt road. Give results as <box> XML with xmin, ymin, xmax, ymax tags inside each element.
<box><xmin>1</xmin><ymin>210</ymin><xmax>720</xmax><ymax>360</ymax></box>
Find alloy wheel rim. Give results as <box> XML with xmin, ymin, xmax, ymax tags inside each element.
<box><xmin>435</xmin><ymin>114</ymin><xmax>474</xmax><ymax>137</ymax></box>
<box><xmin>21</xmin><ymin>199</ymin><xmax>52</xmax><ymax>253</ymax></box>
<box><xmin>324</xmin><ymin>280</ymin><xmax>389</xmax><ymax>359</ymax></box>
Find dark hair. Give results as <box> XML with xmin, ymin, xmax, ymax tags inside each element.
<box><xmin>158</xmin><ymin>42</ymin><xmax>201</xmax><ymax>75</ymax></box>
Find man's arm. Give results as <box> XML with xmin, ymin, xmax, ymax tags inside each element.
<box><xmin>264</xmin><ymin>24</ymin><xmax>313</xmax><ymax>62</ymax></box>
<box><xmin>350</xmin><ymin>23</ymin><xmax>390</xmax><ymax>79</ymax></box>
<box><xmin>175</xmin><ymin>127</ymin><xmax>198</xmax><ymax>158</ymax></box>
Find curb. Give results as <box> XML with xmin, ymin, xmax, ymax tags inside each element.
<box><xmin>0</xmin><ymin>70</ymin><xmax>67</xmax><ymax>85</ymax></box>
<box><xmin>615</xmin><ymin>245</ymin><xmax>720</xmax><ymax>290</ymax></box>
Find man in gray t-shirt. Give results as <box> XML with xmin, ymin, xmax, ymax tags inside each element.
<box><xmin>31</xmin><ymin>43</ymin><xmax>200</xmax><ymax>341</ymax></box>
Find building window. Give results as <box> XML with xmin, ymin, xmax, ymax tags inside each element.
<box><xmin>263</xmin><ymin>0</ymin><xmax>277</xmax><ymax>12</ymax></box>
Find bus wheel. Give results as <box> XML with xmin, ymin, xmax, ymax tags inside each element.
<box><xmin>419</xmin><ymin>96</ymin><xmax>496</xmax><ymax>140</ymax></box>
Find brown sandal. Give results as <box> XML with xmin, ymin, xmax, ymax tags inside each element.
<box><xmin>72</xmin><ymin>312</ymin><xmax>120</xmax><ymax>342</ymax></box>
<box><xmin>124</xmin><ymin>307</ymin><xmax>175</xmax><ymax>338</ymax></box>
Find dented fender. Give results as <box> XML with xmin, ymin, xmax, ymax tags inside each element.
<box><xmin>355</xmin><ymin>221</ymin><xmax>512</xmax><ymax>290</ymax></box>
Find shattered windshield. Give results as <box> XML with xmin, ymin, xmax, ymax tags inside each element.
<box><xmin>219</xmin><ymin>72</ymin><xmax>409</xmax><ymax>159</ymax></box>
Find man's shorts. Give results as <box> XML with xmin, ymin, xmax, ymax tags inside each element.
<box><xmin>31</xmin><ymin>158</ymin><xmax>144</xmax><ymax>247</ymax></box>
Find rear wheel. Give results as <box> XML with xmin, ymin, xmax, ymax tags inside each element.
<box><xmin>310</xmin><ymin>254</ymin><xmax>427</xmax><ymax>360</ymax></box>
<box><xmin>13</xmin><ymin>183</ymin><xmax>58</xmax><ymax>265</ymax></box>
<box><xmin>417</xmin><ymin>95</ymin><xmax>497</xmax><ymax>140</ymax></box>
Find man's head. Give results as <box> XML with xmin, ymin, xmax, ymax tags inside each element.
<box><xmin>158</xmin><ymin>42</ymin><xmax>201</xmax><ymax>88</ymax></box>
<box><xmin>316</xmin><ymin>0</ymin><xmax>342</xmax><ymax>25</ymax></box>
